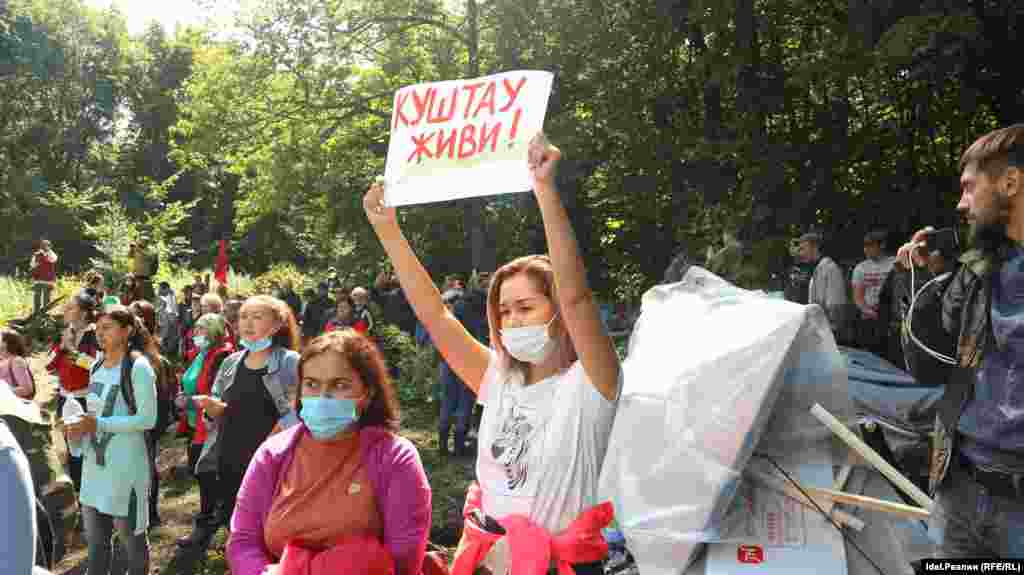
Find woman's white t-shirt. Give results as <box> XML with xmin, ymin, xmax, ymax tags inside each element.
<box><xmin>476</xmin><ymin>352</ymin><xmax>618</xmax><ymax>574</ymax></box>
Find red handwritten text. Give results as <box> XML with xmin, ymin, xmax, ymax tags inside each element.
<box><xmin>393</xmin><ymin>75</ymin><xmax>529</xmax><ymax>130</ymax></box>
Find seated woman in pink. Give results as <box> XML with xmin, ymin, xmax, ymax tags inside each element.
<box><xmin>227</xmin><ymin>329</ymin><xmax>432</xmax><ymax>575</ymax></box>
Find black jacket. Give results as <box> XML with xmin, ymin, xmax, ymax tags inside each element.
<box><xmin>904</xmin><ymin>247</ymin><xmax>1003</xmax><ymax>494</ymax></box>
<box><xmin>302</xmin><ymin>296</ymin><xmax>335</xmax><ymax>337</ymax></box>
<box><xmin>371</xmin><ymin>286</ymin><xmax>415</xmax><ymax>335</ymax></box>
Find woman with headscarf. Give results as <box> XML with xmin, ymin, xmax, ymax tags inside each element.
<box><xmin>174</xmin><ymin>313</ymin><xmax>236</xmax><ymax>549</ymax></box>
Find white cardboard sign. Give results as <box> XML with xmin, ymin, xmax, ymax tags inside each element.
<box><xmin>383</xmin><ymin>70</ymin><xmax>554</xmax><ymax>207</ymax></box>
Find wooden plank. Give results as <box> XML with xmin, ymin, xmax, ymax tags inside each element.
<box><xmin>811</xmin><ymin>403</ymin><xmax>935</xmax><ymax>510</ymax></box>
<box><xmin>809</xmin><ymin>487</ymin><xmax>931</xmax><ymax>521</ymax></box>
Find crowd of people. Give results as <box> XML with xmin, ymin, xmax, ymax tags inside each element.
<box><xmin>2</xmin><ymin>125</ymin><xmax>1024</xmax><ymax>573</ymax></box>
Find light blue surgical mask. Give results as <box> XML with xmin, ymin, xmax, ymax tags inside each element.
<box><xmin>240</xmin><ymin>337</ymin><xmax>273</xmax><ymax>353</ymax></box>
<box><xmin>192</xmin><ymin>335</ymin><xmax>210</xmax><ymax>350</ymax></box>
<box><xmin>301</xmin><ymin>396</ymin><xmax>360</xmax><ymax>440</ymax></box>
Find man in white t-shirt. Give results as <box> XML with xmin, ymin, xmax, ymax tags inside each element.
<box><xmin>851</xmin><ymin>230</ymin><xmax>896</xmax><ymax>352</ymax></box>
<box><xmin>852</xmin><ymin>230</ymin><xmax>896</xmax><ymax>320</ymax></box>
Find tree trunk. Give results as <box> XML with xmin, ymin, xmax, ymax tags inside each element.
<box><xmin>462</xmin><ymin>0</ymin><xmax>495</xmax><ymax>273</ymax></box>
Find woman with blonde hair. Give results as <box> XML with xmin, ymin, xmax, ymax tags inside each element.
<box><xmin>364</xmin><ymin>134</ymin><xmax>619</xmax><ymax>575</ymax></box>
<box><xmin>194</xmin><ymin>295</ymin><xmax>301</xmax><ymax>535</ymax></box>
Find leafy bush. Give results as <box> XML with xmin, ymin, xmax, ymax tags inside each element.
<box><xmin>0</xmin><ymin>276</ymin><xmax>32</xmax><ymax>324</ymax></box>
<box><xmin>1</xmin><ymin>276</ymin><xmax>80</xmax><ymax>349</ymax></box>
<box><xmin>253</xmin><ymin>263</ymin><xmax>311</xmax><ymax>296</ymax></box>
<box><xmin>375</xmin><ymin>324</ymin><xmax>438</xmax><ymax>405</ymax></box>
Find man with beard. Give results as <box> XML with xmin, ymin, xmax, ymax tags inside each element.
<box><xmin>897</xmin><ymin>124</ymin><xmax>1024</xmax><ymax>557</ymax></box>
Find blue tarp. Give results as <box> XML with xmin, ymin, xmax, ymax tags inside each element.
<box><xmin>841</xmin><ymin>346</ymin><xmax>943</xmax><ymax>434</ymax></box>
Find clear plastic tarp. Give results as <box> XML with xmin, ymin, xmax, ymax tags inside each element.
<box><xmin>598</xmin><ymin>267</ymin><xmax>854</xmax><ymax>575</ymax></box>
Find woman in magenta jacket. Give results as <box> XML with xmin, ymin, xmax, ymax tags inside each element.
<box><xmin>227</xmin><ymin>329</ymin><xmax>431</xmax><ymax>575</ymax></box>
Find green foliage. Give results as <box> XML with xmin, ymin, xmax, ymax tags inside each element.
<box><xmin>4</xmin><ymin>0</ymin><xmax>1024</xmax><ymax>306</ymax></box>
<box><xmin>376</xmin><ymin>324</ymin><xmax>438</xmax><ymax>405</ymax></box>
<box><xmin>0</xmin><ymin>276</ymin><xmax>32</xmax><ymax>324</ymax></box>
<box><xmin>252</xmin><ymin>263</ymin><xmax>311</xmax><ymax>295</ymax></box>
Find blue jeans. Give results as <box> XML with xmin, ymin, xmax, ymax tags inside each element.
<box><xmin>929</xmin><ymin>461</ymin><xmax>1024</xmax><ymax>557</ymax></box>
<box><xmin>438</xmin><ymin>361</ymin><xmax>475</xmax><ymax>452</ymax></box>
<box><xmin>82</xmin><ymin>503</ymin><xmax>149</xmax><ymax>575</ymax></box>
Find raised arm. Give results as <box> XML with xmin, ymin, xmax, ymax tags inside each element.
<box><xmin>363</xmin><ymin>183</ymin><xmax>490</xmax><ymax>394</ymax></box>
<box><xmin>529</xmin><ymin>134</ymin><xmax>620</xmax><ymax>401</ymax></box>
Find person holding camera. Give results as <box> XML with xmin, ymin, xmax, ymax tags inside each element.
<box><xmin>897</xmin><ymin>124</ymin><xmax>1024</xmax><ymax>557</ymax></box>
<box><xmin>30</xmin><ymin>239</ymin><xmax>58</xmax><ymax>314</ymax></box>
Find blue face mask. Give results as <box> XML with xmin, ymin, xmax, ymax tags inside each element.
<box><xmin>240</xmin><ymin>337</ymin><xmax>273</xmax><ymax>353</ymax></box>
<box><xmin>301</xmin><ymin>396</ymin><xmax>360</xmax><ymax>440</ymax></box>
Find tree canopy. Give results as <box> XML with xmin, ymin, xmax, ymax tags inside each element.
<box><xmin>2</xmin><ymin>0</ymin><xmax>1020</xmax><ymax>299</ymax></box>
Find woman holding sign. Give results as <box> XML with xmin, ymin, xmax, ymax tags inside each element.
<box><xmin>364</xmin><ymin>133</ymin><xmax>618</xmax><ymax>575</ymax></box>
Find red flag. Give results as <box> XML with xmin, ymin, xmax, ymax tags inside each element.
<box><xmin>215</xmin><ymin>239</ymin><xmax>229</xmax><ymax>285</ymax></box>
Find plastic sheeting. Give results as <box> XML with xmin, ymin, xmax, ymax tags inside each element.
<box><xmin>598</xmin><ymin>267</ymin><xmax>853</xmax><ymax>575</ymax></box>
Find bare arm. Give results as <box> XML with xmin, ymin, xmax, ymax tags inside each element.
<box><xmin>7</xmin><ymin>358</ymin><xmax>35</xmax><ymax>399</ymax></box>
<box><xmin>853</xmin><ymin>284</ymin><xmax>868</xmax><ymax>313</ymax></box>
<box><xmin>530</xmin><ymin>134</ymin><xmax>620</xmax><ymax>401</ymax></box>
<box><xmin>363</xmin><ymin>184</ymin><xmax>490</xmax><ymax>394</ymax></box>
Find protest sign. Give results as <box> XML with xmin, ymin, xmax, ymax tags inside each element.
<box><xmin>383</xmin><ymin>70</ymin><xmax>554</xmax><ymax>207</ymax></box>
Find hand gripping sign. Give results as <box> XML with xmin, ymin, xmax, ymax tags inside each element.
<box><xmin>383</xmin><ymin>70</ymin><xmax>554</xmax><ymax>207</ymax></box>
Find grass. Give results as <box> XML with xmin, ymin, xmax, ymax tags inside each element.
<box><xmin>0</xmin><ymin>269</ymin><xmax>259</xmax><ymax>327</ymax></box>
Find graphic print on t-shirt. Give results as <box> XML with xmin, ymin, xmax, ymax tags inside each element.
<box><xmin>490</xmin><ymin>401</ymin><xmax>543</xmax><ymax>492</ymax></box>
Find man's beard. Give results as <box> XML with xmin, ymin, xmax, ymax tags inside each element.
<box><xmin>969</xmin><ymin>194</ymin><xmax>1011</xmax><ymax>253</ymax></box>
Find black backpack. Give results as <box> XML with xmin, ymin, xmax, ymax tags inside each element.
<box><xmin>89</xmin><ymin>352</ymin><xmax>171</xmax><ymax>449</ymax></box>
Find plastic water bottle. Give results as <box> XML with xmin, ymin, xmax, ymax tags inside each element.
<box><xmin>61</xmin><ymin>397</ymin><xmax>85</xmax><ymax>457</ymax></box>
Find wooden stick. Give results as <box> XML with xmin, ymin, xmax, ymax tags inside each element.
<box><xmin>747</xmin><ymin>470</ymin><xmax>866</xmax><ymax>531</ymax></box>
<box><xmin>810</xmin><ymin>403</ymin><xmax>934</xmax><ymax>511</ymax></box>
<box><xmin>810</xmin><ymin>488</ymin><xmax>931</xmax><ymax>521</ymax></box>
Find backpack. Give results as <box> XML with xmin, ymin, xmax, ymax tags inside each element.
<box><xmin>90</xmin><ymin>352</ymin><xmax>167</xmax><ymax>445</ymax></box>
<box><xmin>153</xmin><ymin>356</ymin><xmax>179</xmax><ymax>437</ymax></box>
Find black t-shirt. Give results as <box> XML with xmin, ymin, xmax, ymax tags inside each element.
<box><xmin>218</xmin><ymin>362</ymin><xmax>277</xmax><ymax>473</ymax></box>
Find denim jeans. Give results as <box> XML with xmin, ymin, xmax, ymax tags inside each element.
<box><xmin>928</xmin><ymin>461</ymin><xmax>1024</xmax><ymax>557</ymax></box>
<box><xmin>438</xmin><ymin>361</ymin><xmax>475</xmax><ymax>452</ymax></box>
<box><xmin>32</xmin><ymin>283</ymin><xmax>53</xmax><ymax>315</ymax></box>
<box><xmin>82</xmin><ymin>504</ymin><xmax>149</xmax><ymax>575</ymax></box>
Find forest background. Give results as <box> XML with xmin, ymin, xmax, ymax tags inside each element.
<box><xmin>1</xmin><ymin>0</ymin><xmax>1020</xmax><ymax>301</ymax></box>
